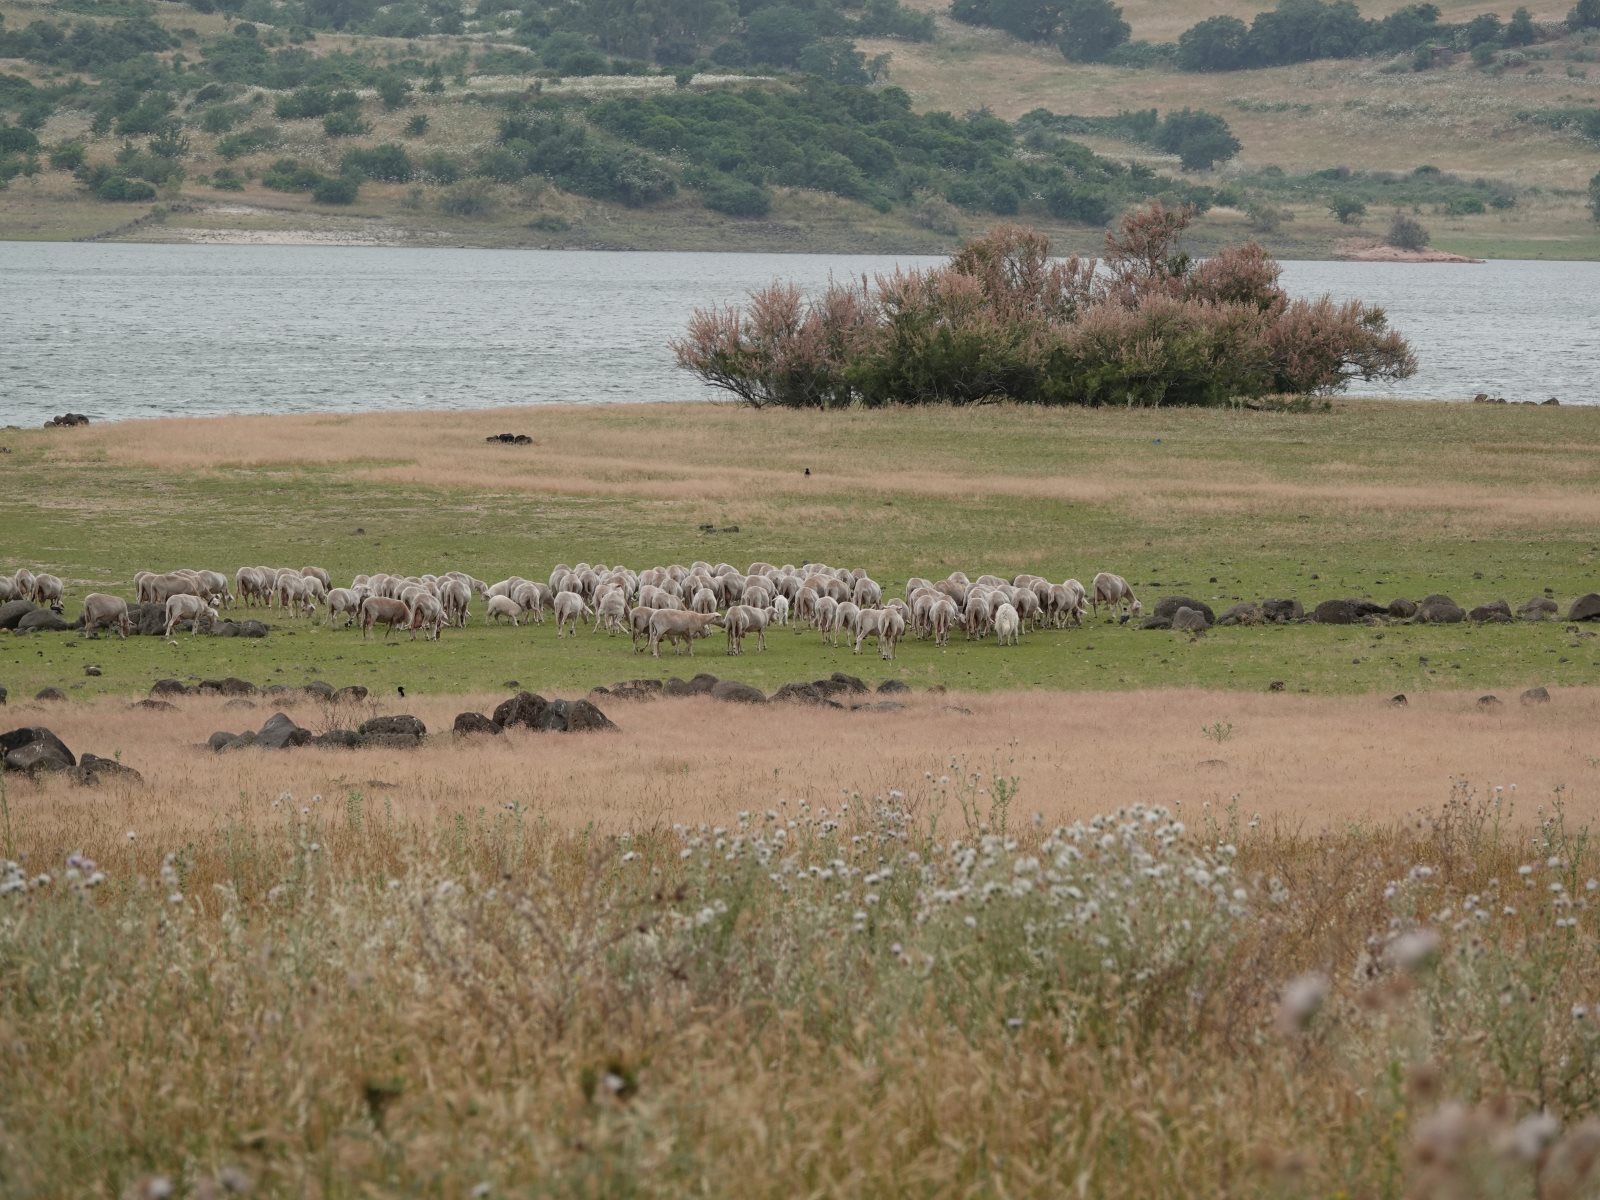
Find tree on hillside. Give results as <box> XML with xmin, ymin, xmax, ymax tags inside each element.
<box><xmin>1570</xmin><ymin>0</ymin><xmax>1600</xmax><ymax>29</ymax></box>
<box><xmin>744</xmin><ymin>5</ymin><xmax>820</xmax><ymax>64</ymax></box>
<box><xmin>1590</xmin><ymin>170</ymin><xmax>1600</xmax><ymax>222</ymax></box>
<box><xmin>1057</xmin><ymin>0</ymin><xmax>1130</xmax><ymax>61</ymax></box>
<box><xmin>1176</xmin><ymin>15</ymin><xmax>1252</xmax><ymax>70</ymax></box>
<box><xmin>1153</xmin><ymin>109</ymin><xmax>1241</xmax><ymax>171</ymax></box>
<box><xmin>1329</xmin><ymin>194</ymin><xmax>1366</xmax><ymax>223</ymax></box>
<box><xmin>1464</xmin><ymin>13</ymin><xmax>1502</xmax><ymax>46</ymax></box>
<box><xmin>1505</xmin><ymin>6</ymin><xmax>1536</xmax><ymax>45</ymax></box>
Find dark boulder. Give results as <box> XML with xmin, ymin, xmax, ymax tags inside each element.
<box><xmin>1139</xmin><ymin>615</ymin><xmax>1173</xmax><ymax>630</ymax></box>
<box><xmin>1217</xmin><ymin>602</ymin><xmax>1262</xmax><ymax>627</ymax></box>
<box><xmin>662</xmin><ymin>678</ymin><xmax>700</xmax><ymax>698</ymax></box>
<box><xmin>44</xmin><ymin>412</ymin><xmax>90</xmax><ymax>427</ymax></box>
<box><xmin>150</xmin><ymin>679</ymin><xmax>191</xmax><ymax>698</ymax></box>
<box><xmin>34</xmin><ymin>687</ymin><xmax>67</xmax><ymax>702</ymax></box>
<box><xmin>858</xmin><ymin>700</ymin><xmax>907</xmax><ymax>712</ymax></box>
<box><xmin>1154</xmin><ymin>596</ymin><xmax>1216</xmax><ymax>626</ymax></box>
<box><xmin>312</xmin><ymin>729</ymin><xmax>365</xmax><ymax>749</ymax></box>
<box><xmin>302</xmin><ymin>681</ymin><xmax>336</xmax><ymax>702</ymax></box>
<box><xmin>493</xmin><ymin>691</ymin><xmax>548</xmax><ymax>730</ymax></box>
<box><xmin>710</xmin><ymin>680</ymin><xmax>766</xmax><ymax>704</ymax></box>
<box><xmin>71</xmin><ymin>753</ymin><xmax>143</xmax><ymax>786</ymax></box>
<box><xmin>1387</xmin><ymin>598</ymin><xmax>1419</xmax><ymax>619</ymax></box>
<box><xmin>199</xmin><ymin>677</ymin><xmax>256</xmax><ymax>697</ymax></box>
<box><xmin>877</xmin><ymin>679</ymin><xmax>911</xmax><ymax>694</ymax></box>
<box><xmin>1312</xmin><ymin>600</ymin><xmax>1361</xmax><ymax>625</ymax></box>
<box><xmin>1518</xmin><ymin>596</ymin><xmax>1558</xmax><ymax>621</ymax></box>
<box><xmin>1417</xmin><ymin>598</ymin><xmax>1466</xmax><ymax>625</ymax></box>
<box><xmin>1171</xmin><ymin>606</ymin><xmax>1209</xmax><ymax>633</ymax></box>
<box><xmin>211</xmin><ymin>622</ymin><xmax>240</xmax><ymax>638</ymax></box>
<box><xmin>132</xmin><ymin>698</ymin><xmax>175</xmax><ymax>711</ymax></box>
<box><xmin>1477</xmin><ymin>694</ymin><xmax>1502</xmax><ymax>709</ymax></box>
<box><xmin>207</xmin><ymin>731</ymin><xmax>237</xmax><ymax>751</ymax></box>
<box><xmin>130</xmin><ymin>603</ymin><xmax>169</xmax><ymax>636</ymax></box>
<box><xmin>1</xmin><ymin>726</ymin><xmax>76</xmax><ymax>773</ymax></box>
<box><xmin>453</xmin><ymin>711</ymin><xmax>502</xmax><ymax>737</ymax></box>
<box><xmin>238</xmin><ymin>620</ymin><xmax>268</xmax><ymax>638</ymax></box>
<box><xmin>1261</xmin><ymin>598</ymin><xmax>1303</xmax><ymax>623</ymax></box>
<box><xmin>217</xmin><ymin>731</ymin><xmax>258</xmax><ymax>752</ymax></box>
<box><xmin>603</xmin><ymin>679</ymin><xmax>663</xmax><ymax>701</ymax></box>
<box><xmin>257</xmin><ymin>712</ymin><xmax>312</xmax><ymax>750</ymax></box>
<box><xmin>1521</xmin><ymin>686</ymin><xmax>1551</xmax><ymax>705</ymax></box>
<box><xmin>557</xmin><ymin>699</ymin><xmax>617</xmax><ymax>732</ymax></box>
<box><xmin>359</xmin><ymin>715</ymin><xmax>427</xmax><ymax>744</ymax></box>
<box><xmin>771</xmin><ymin>682</ymin><xmax>842</xmax><ymax>707</ymax></box>
<box><xmin>829</xmin><ymin>672</ymin><xmax>869</xmax><ymax>694</ymax></box>
<box><xmin>223</xmin><ymin>698</ymin><xmax>257</xmax><ymax>711</ymax></box>
<box><xmin>1568</xmin><ymin>593</ymin><xmax>1600</xmax><ymax>622</ymax></box>
<box><xmin>0</xmin><ymin>600</ymin><xmax>38</xmax><ymax>630</ymax></box>
<box><xmin>1390</xmin><ymin>694</ymin><xmax>1408</xmax><ymax>706</ymax></box>
<box><xmin>333</xmin><ymin>685</ymin><xmax>368</xmax><ymax>704</ymax></box>
<box><xmin>17</xmin><ymin>609</ymin><xmax>71</xmax><ymax>632</ymax></box>
<box><xmin>1469</xmin><ymin>600</ymin><xmax>1513</xmax><ymax>623</ymax></box>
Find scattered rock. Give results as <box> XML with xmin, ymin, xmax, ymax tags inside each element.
<box><xmin>1154</xmin><ymin>596</ymin><xmax>1216</xmax><ymax>626</ymax></box>
<box><xmin>664</xmin><ymin>673</ymin><xmax>720</xmax><ymax>698</ymax></box>
<box><xmin>1139</xmin><ymin>615</ymin><xmax>1173</xmax><ymax>630</ymax></box>
<box><xmin>1171</xmin><ymin>606</ymin><xmax>1209</xmax><ymax>633</ymax></box>
<box><xmin>0</xmin><ymin>685</ymin><xmax>6</xmax><ymax>705</ymax></box>
<box><xmin>829</xmin><ymin>672</ymin><xmax>869</xmax><ymax>694</ymax></box>
<box><xmin>553</xmin><ymin>699</ymin><xmax>618</xmax><ymax>732</ymax></box>
<box><xmin>1311</xmin><ymin>599</ymin><xmax>1361</xmax><ymax>625</ymax></box>
<box><xmin>770</xmin><ymin>682</ymin><xmax>841</xmax><ymax>707</ymax></box>
<box><xmin>485</xmin><ymin>433</ymin><xmax>533</xmax><ymax>445</ymax></box>
<box><xmin>34</xmin><ymin>687</ymin><xmax>67</xmax><ymax>703</ymax></box>
<box><xmin>1268</xmin><ymin>680</ymin><xmax>1286</xmax><ymax>692</ymax></box>
<box><xmin>856</xmin><ymin>700</ymin><xmax>907</xmax><ymax>712</ymax></box>
<box><xmin>1417</xmin><ymin>597</ymin><xmax>1466</xmax><ymax>624</ymax></box>
<box><xmin>602</xmin><ymin>679</ymin><xmax>664</xmax><ymax>701</ymax></box>
<box><xmin>0</xmin><ymin>600</ymin><xmax>38</xmax><ymax>630</ymax></box>
<box><xmin>1390</xmin><ymin>693</ymin><xmax>1408</xmax><ymax>706</ymax></box>
<box><xmin>224</xmin><ymin>698</ymin><xmax>257</xmax><ymax>711</ymax></box>
<box><xmin>257</xmin><ymin>712</ymin><xmax>313</xmax><ymax>750</ymax></box>
<box><xmin>1217</xmin><ymin>602</ymin><xmax>1262</xmax><ymax>627</ymax></box>
<box><xmin>1521</xmin><ymin>686</ymin><xmax>1551</xmax><ymax>705</ymax></box>
<box><xmin>710</xmin><ymin>680</ymin><xmax>766</xmax><ymax>704</ymax></box>
<box><xmin>943</xmin><ymin>705</ymin><xmax>974</xmax><ymax>716</ymax></box>
<box><xmin>312</xmin><ymin>729</ymin><xmax>365</xmax><ymax>749</ymax></box>
<box><xmin>493</xmin><ymin>691</ymin><xmax>548</xmax><ymax>730</ymax></box>
<box><xmin>1197</xmin><ymin>759</ymin><xmax>1228</xmax><ymax>769</ymax></box>
<box><xmin>333</xmin><ymin>685</ymin><xmax>368</xmax><ymax>704</ymax></box>
<box><xmin>1518</xmin><ymin>596</ymin><xmax>1558</xmax><ymax>621</ymax></box>
<box><xmin>17</xmin><ymin>609</ymin><xmax>71</xmax><ymax>632</ymax></box>
<box><xmin>1261</xmin><ymin>598</ymin><xmax>1303</xmax><ymax>623</ymax></box>
<box><xmin>1387</xmin><ymin>598</ymin><xmax>1419</xmax><ymax>619</ymax></box>
<box><xmin>84</xmin><ymin>665</ymin><xmax>102</xmax><ymax>677</ymax></box>
<box><xmin>1</xmin><ymin>726</ymin><xmax>76</xmax><ymax>774</ymax></box>
<box><xmin>1468</xmin><ymin>600</ymin><xmax>1513</xmax><ymax>623</ymax></box>
<box><xmin>132</xmin><ymin>698</ymin><xmax>175</xmax><ymax>712</ymax></box>
<box><xmin>1477</xmin><ymin>694</ymin><xmax>1502</xmax><ymax>709</ymax></box>
<box><xmin>206</xmin><ymin>731</ymin><xmax>237</xmax><ymax>751</ymax></box>
<box><xmin>198</xmin><ymin>677</ymin><xmax>257</xmax><ymax>697</ymax></box>
<box><xmin>302</xmin><ymin>681</ymin><xmax>336</xmax><ymax>702</ymax></box>
<box><xmin>1568</xmin><ymin>593</ymin><xmax>1600</xmax><ymax>622</ymax></box>
<box><xmin>358</xmin><ymin>715</ymin><xmax>427</xmax><ymax>745</ymax></box>
<box><xmin>43</xmin><ymin>412</ymin><xmax>90</xmax><ymax>427</ymax></box>
<box><xmin>238</xmin><ymin>620</ymin><xmax>269</xmax><ymax>638</ymax></box>
<box><xmin>877</xmin><ymin>679</ymin><xmax>911</xmax><ymax>694</ymax></box>
<box><xmin>453</xmin><ymin>711</ymin><xmax>502</xmax><ymax>737</ymax></box>
<box><xmin>216</xmin><ymin>731</ymin><xmax>258</xmax><ymax>752</ymax></box>
<box><xmin>129</xmin><ymin>604</ymin><xmax>170</xmax><ymax>636</ymax></box>
<box><xmin>150</xmin><ymin>679</ymin><xmax>191</xmax><ymax>697</ymax></box>
<box><xmin>71</xmin><ymin>754</ymin><xmax>143</xmax><ymax>786</ymax></box>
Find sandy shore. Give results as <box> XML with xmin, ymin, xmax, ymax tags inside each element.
<box><xmin>1336</xmin><ymin>239</ymin><xmax>1483</xmax><ymax>263</ymax></box>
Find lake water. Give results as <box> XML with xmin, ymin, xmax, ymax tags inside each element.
<box><xmin>2</xmin><ymin>243</ymin><xmax>1596</xmax><ymax>425</ymax></box>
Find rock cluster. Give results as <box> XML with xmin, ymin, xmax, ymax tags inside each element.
<box><xmin>2</xmin><ymin>725</ymin><xmax>143</xmax><ymax>784</ymax></box>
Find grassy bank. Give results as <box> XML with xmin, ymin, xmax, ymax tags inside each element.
<box><xmin>3</xmin><ymin>757</ymin><xmax>1599</xmax><ymax>1197</ymax></box>
<box><xmin>3</xmin><ymin>399</ymin><xmax>1599</xmax><ymax>701</ymax></box>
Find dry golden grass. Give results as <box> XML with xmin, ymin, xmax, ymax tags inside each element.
<box><xmin>7</xmin><ymin>687</ymin><xmax>1598</xmax><ymax>862</ymax></box>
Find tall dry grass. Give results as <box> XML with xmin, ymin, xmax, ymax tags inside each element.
<box><xmin>3</xmin><ymin>721</ymin><xmax>1599</xmax><ymax>1198</ymax></box>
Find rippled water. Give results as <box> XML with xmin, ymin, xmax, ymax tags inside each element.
<box><xmin>2</xmin><ymin>242</ymin><xmax>1596</xmax><ymax>425</ymax></box>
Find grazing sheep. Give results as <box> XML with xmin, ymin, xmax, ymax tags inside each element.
<box><xmin>815</xmin><ymin>595</ymin><xmax>840</xmax><ymax>643</ymax></box>
<box><xmin>724</xmin><ymin>604</ymin><xmax>770</xmax><ymax>655</ymax></box>
<box><xmin>855</xmin><ymin>608</ymin><xmax>904</xmax><ymax>659</ymax></box>
<box><xmin>627</xmin><ymin>606</ymin><xmax>659</xmax><ymax>651</ymax></box>
<box><xmin>486</xmin><ymin>595</ymin><xmax>521</xmax><ymax>626</ymax></box>
<box><xmin>554</xmin><ymin>591</ymin><xmax>592</xmax><ymax>639</ymax></box>
<box><xmin>301</xmin><ymin>566</ymin><xmax>332</xmax><ymax>591</ymax></box>
<box><xmin>930</xmin><ymin>597</ymin><xmax>959</xmax><ymax>647</ymax></box>
<box><xmin>81</xmin><ymin>593</ymin><xmax>130</xmax><ymax>638</ymax></box>
<box><xmin>164</xmin><ymin>593</ymin><xmax>218</xmax><ymax>638</ymax></box>
<box><xmin>31</xmin><ymin>573</ymin><xmax>64</xmax><ymax>608</ymax></box>
<box><xmin>408</xmin><ymin>593</ymin><xmax>446</xmax><ymax>641</ymax></box>
<box><xmin>440</xmin><ymin>578</ymin><xmax>472</xmax><ymax>627</ymax></box>
<box><xmin>0</xmin><ymin>576</ymin><xmax>14</xmax><ymax>604</ymax></box>
<box><xmin>360</xmin><ymin>596</ymin><xmax>411</xmax><ymax>641</ymax></box>
<box><xmin>852</xmin><ymin>577</ymin><xmax>882</xmax><ymax>608</ymax></box>
<box><xmin>647</xmin><ymin>609</ymin><xmax>723</xmax><ymax>658</ymax></box>
<box><xmin>772</xmin><ymin>594</ymin><xmax>790</xmax><ymax>627</ymax></box>
<box><xmin>964</xmin><ymin>590</ymin><xmax>993</xmax><ymax>640</ymax></box>
<box><xmin>593</xmin><ymin>590</ymin><xmax>628</xmax><ymax>635</ymax></box>
<box><xmin>689</xmin><ymin>586</ymin><xmax>719</xmax><ymax>615</ymax></box>
<box><xmin>993</xmin><ymin>602</ymin><xmax>1021</xmax><ymax>646</ymax></box>
<box><xmin>13</xmin><ymin>569</ymin><xmax>37</xmax><ymax>602</ymax></box>
<box><xmin>1091</xmin><ymin>572</ymin><xmax>1141</xmax><ymax>620</ymax></box>
<box><xmin>511</xmin><ymin>581</ymin><xmax>552</xmax><ymax>623</ymax></box>
<box><xmin>326</xmin><ymin>587</ymin><xmax>364</xmax><ymax>627</ymax></box>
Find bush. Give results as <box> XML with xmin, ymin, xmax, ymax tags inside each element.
<box><xmin>1329</xmin><ymin>194</ymin><xmax>1367</xmax><ymax>223</ymax></box>
<box><xmin>377</xmin><ymin>74</ymin><xmax>411</xmax><ymax>110</ymax></box>
<box><xmin>216</xmin><ymin>127</ymin><xmax>277</xmax><ymax>159</ymax></box>
<box><xmin>1573</xmin><ymin>0</ymin><xmax>1600</xmax><ymax>28</ymax></box>
<box><xmin>912</xmin><ymin>192</ymin><xmax>962</xmax><ymax>234</ymax></box>
<box><xmin>1057</xmin><ymin>0</ymin><xmax>1130</xmax><ymax>62</ymax></box>
<box><xmin>1176</xmin><ymin>15</ymin><xmax>1251</xmax><ymax>70</ymax></box>
<box><xmin>1590</xmin><ymin>169</ymin><xmax>1600</xmax><ymax>222</ymax></box>
<box><xmin>1385</xmin><ymin>211</ymin><xmax>1429</xmax><ymax>249</ymax></box>
<box><xmin>322</xmin><ymin>109</ymin><xmax>370</xmax><ymax>137</ymax></box>
<box><xmin>1245</xmin><ymin>200</ymin><xmax>1285</xmax><ymax>231</ymax></box>
<box><xmin>261</xmin><ymin>157</ymin><xmax>323</xmax><ymax>190</ymax></box>
<box><xmin>94</xmin><ymin>173</ymin><xmax>157</xmax><ymax>200</ymax></box>
<box><xmin>1152</xmin><ymin>108</ymin><xmax>1241</xmax><ymax>171</ymax></box>
<box><xmin>0</xmin><ymin>124</ymin><xmax>41</xmax><ymax>155</ymax></box>
<box><xmin>439</xmin><ymin>178</ymin><xmax>494</xmax><ymax>216</ymax></box>
<box><xmin>208</xmin><ymin>165</ymin><xmax>245</xmax><ymax>190</ymax></box>
<box><xmin>48</xmin><ymin>140</ymin><xmax>86</xmax><ymax>171</ymax></box>
<box><xmin>673</xmin><ymin>204</ymin><xmax>1416</xmax><ymax>408</ymax></box>
<box><xmin>340</xmin><ymin>142</ymin><xmax>413</xmax><ymax>182</ymax></box>
<box><xmin>700</xmin><ymin>175</ymin><xmax>771</xmax><ymax>217</ymax></box>
<box><xmin>418</xmin><ymin>151</ymin><xmax>462</xmax><ymax>183</ymax></box>
<box><xmin>274</xmin><ymin>86</ymin><xmax>359</xmax><ymax>120</ymax></box>
<box><xmin>311</xmin><ymin>174</ymin><xmax>358</xmax><ymax>203</ymax></box>
<box><xmin>404</xmin><ymin>114</ymin><xmax>429</xmax><ymax>137</ymax></box>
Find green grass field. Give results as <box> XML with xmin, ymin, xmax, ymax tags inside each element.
<box><xmin>3</xmin><ymin>399</ymin><xmax>1598</xmax><ymax>701</ymax></box>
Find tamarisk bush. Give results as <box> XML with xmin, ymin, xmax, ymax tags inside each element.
<box><xmin>673</xmin><ymin>201</ymin><xmax>1416</xmax><ymax>408</ymax></box>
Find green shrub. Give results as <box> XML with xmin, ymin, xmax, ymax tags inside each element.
<box><xmin>274</xmin><ymin>86</ymin><xmax>359</xmax><ymax>120</ymax></box>
<box><xmin>0</xmin><ymin>124</ymin><xmax>41</xmax><ymax>154</ymax></box>
<box><xmin>527</xmin><ymin>213</ymin><xmax>569</xmax><ymax>231</ymax></box>
<box><xmin>94</xmin><ymin>172</ymin><xmax>157</xmax><ymax>200</ymax></box>
<box><xmin>48</xmin><ymin>140</ymin><xmax>87</xmax><ymax>171</ymax></box>
<box><xmin>404</xmin><ymin>113</ymin><xmax>428</xmax><ymax>137</ymax></box>
<box><xmin>340</xmin><ymin>142</ymin><xmax>413</xmax><ymax>181</ymax></box>
<box><xmin>1590</xmin><ymin>169</ymin><xmax>1600</xmax><ymax>222</ymax></box>
<box><xmin>700</xmin><ymin>175</ymin><xmax>771</xmax><ymax>217</ymax></box>
<box><xmin>311</xmin><ymin>173</ymin><xmax>358</xmax><ymax>203</ymax></box>
<box><xmin>208</xmin><ymin>165</ymin><xmax>245</xmax><ymax>190</ymax></box>
<box><xmin>322</xmin><ymin>109</ymin><xmax>370</xmax><ymax>137</ymax></box>
<box><xmin>215</xmin><ymin>126</ymin><xmax>277</xmax><ymax>159</ymax></box>
<box><xmin>1445</xmin><ymin>194</ymin><xmax>1485</xmax><ymax>215</ymax></box>
<box><xmin>261</xmin><ymin>157</ymin><xmax>323</xmax><ymax>190</ymax></box>
<box><xmin>1245</xmin><ymin>200</ymin><xmax>1285</xmax><ymax>231</ymax></box>
<box><xmin>439</xmin><ymin>178</ymin><xmax>494</xmax><ymax>215</ymax></box>
<box><xmin>419</xmin><ymin>151</ymin><xmax>462</xmax><ymax>183</ymax></box>
<box><xmin>1328</xmin><ymin>194</ymin><xmax>1366</xmax><ymax>223</ymax></box>
<box><xmin>1385</xmin><ymin>211</ymin><xmax>1429</xmax><ymax>249</ymax></box>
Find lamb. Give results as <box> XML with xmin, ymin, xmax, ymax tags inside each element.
<box><xmin>1091</xmin><ymin>572</ymin><xmax>1141</xmax><ymax>620</ymax></box>
<box><xmin>360</xmin><ymin>596</ymin><xmax>411</xmax><ymax>640</ymax></box>
<box><xmin>486</xmin><ymin>595</ymin><xmax>521</xmax><ymax>626</ymax></box>
<box><xmin>81</xmin><ymin>593</ymin><xmax>130</xmax><ymax>638</ymax></box>
<box><xmin>993</xmin><ymin>602</ymin><xmax>1021</xmax><ymax>646</ymax></box>
<box><xmin>771</xmin><ymin>594</ymin><xmax>790</xmax><ymax>627</ymax></box>
<box><xmin>647</xmin><ymin>609</ymin><xmax>722</xmax><ymax>658</ymax></box>
<box><xmin>164</xmin><ymin>593</ymin><xmax>218</xmax><ymax>638</ymax></box>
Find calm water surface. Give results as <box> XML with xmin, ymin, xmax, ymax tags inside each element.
<box><xmin>2</xmin><ymin>243</ymin><xmax>1596</xmax><ymax>425</ymax></box>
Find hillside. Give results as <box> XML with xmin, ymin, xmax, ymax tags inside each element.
<box><xmin>0</xmin><ymin>0</ymin><xmax>1597</xmax><ymax>254</ymax></box>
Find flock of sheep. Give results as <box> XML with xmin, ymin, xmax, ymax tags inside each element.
<box><xmin>9</xmin><ymin>564</ymin><xmax>1145</xmax><ymax>659</ymax></box>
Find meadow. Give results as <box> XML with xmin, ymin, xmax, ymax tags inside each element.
<box><xmin>7</xmin><ymin>399</ymin><xmax>1600</xmax><ymax>1197</ymax></box>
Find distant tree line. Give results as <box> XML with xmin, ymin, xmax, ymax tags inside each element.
<box><xmin>1017</xmin><ymin>108</ymin><xmax>1243</xmax><ymax>171</ymax></box>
